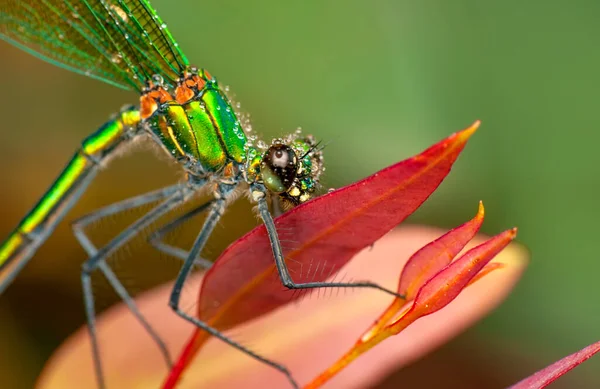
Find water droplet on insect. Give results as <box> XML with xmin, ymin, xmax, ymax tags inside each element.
<box><xmin>152</xmin><ymin>74</ymin><xmax>164</xmax><ymax>85</ymax></box>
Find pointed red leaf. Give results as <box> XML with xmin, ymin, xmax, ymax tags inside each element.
<box><xmin>199</xmin><ymin>121</ymin><xmax>480</xmax><ymax>330</ymax></box>
<box><xmin>164</xmin><ymin>122</ymin><xmax>479</xmax><ymax>387</ymax></box>
<box><xmin>405</xmin><ymin>228</ymin><xmax>517</xmax><ymax>321</ymax></box>
<box><xmin>362</xmin><ymin>201</ymin><xmax>485</xmax><ymax>342</ymax></box>
<box><xmin>508</xmin><ymin>340</ymin><xmax>600</xmax><ymax>389</ymax></box>
<box><xmin>398</xmin><ymin>201</ymin><xmax>484</xmax><ymax>300</ymax></box>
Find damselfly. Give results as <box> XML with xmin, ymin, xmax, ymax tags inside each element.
<box><xmin>0</xmin><ymin>1</ymin><xmax>400</xmax><ymax>388</ymax></box>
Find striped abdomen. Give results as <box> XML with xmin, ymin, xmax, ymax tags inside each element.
<box><xmin>0</xmin><ymin>107</ymin><xmax>140</xmax><ymax>291</ymax></box>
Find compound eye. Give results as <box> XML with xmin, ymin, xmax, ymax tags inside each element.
<box><xmin>260</xmin><ymin>144</ymin><xmax>298</xmax><ymax>193</ymax></box>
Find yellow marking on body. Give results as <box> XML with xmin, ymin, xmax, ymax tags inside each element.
<box><xmin>0</xmin><ymin>234</ymin><xmax>23</xmax><ymax>267</ymax></box>
<box><xmin>168</xmin><ymin>126</ymin><xmax>186</xmax><ymax>155</ymax></box>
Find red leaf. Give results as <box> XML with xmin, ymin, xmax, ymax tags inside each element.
<box><xmin>405</xmin><ymin>228</ymin><xmax>517</xmax><ymax>321</ymax></box>
<box><xmin>362</xmin><ymin>201</ymin><xmax>485</xmax><ymax>342</ymax></box>
<box><xmin>398</xmin><ymin>201</ymin><xmax>485</xmax><ymax>300</ymax></box>
<box><xmin>164</xmin><ymin>122</ymin><xmax>479</xmax><ymax>387</ymax></box>
<box><xmin>508</xmin><ymin>340</ymin><xmax>600</xmax><ymax>389</ymax></box>
<box><xmin>199</xmin><ymin>121</ymin><xmax>480</xmax><ymax>330</ymax></box>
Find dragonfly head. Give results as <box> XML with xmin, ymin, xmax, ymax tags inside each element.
<box><xmin>247</xmin><ymin>132</ymin><xmax>324</xmax><ymax>208</ymax></box>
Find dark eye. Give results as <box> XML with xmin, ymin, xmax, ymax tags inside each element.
<box><xmin>260</xmin><ymin>144</ymin><xmax>298</xmax><ymax>193</ymax></box>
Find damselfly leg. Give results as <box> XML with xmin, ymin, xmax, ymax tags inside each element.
<box><xmin>79</xmin><ymin>184</ymin><xmax>194</xmax><ymax>388</ymax></box>
<box><xmin>148</xmin><ymin>200</ymin><xmax>216</xmax><ymax>268</ymax></box>
<box><xmin>167</xmin><ymin>181</ymin><xmax>299</xmax><ymax>388</ymax></box>
<box><xmin>255</xmin><ymin>187</ymin><xmax>403</xmax><ymax>298</ymax></box>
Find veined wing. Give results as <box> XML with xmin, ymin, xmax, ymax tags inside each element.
<box><xmin>0</xmin><ymin>0</ymin><xmax>189</xmax><ymax>91</ymax></box>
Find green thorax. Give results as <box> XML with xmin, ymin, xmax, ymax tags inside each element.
<box><xmin>144</xmin><ymin>70</ymin><xmax>247</xmax><ymax>173</ymax></box>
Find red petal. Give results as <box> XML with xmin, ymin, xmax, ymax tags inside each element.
<box><xmin>508</xmin><ymin>340</ymin><xmax>600</xmax><ymax>389</ymax></box>
<box><xmin>398</xmin><ymin>201</ymin><xmax>484</xmax><ymax>300</ymax></box>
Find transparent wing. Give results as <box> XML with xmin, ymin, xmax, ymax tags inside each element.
<box><xmin>0</xmin><ymin>0</ymin><xmax>190</xmax><ymax>90</ymax></box>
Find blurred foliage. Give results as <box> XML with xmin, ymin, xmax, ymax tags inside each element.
<box><xmin>0</xmin><ymin>0</ymin><xmax>599</xmax><ymax>387</ymax></box>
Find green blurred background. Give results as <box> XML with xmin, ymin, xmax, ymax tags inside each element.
<box><xmin>0</xmin><ymin>0</ymin><xmax>598</xmax><ymax>388</ymax></box>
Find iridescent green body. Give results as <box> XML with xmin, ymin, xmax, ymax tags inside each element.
<box><xmin>0</xmin><ymin>107</ymin><xmax>140</xmax><ymax>270</ymax></box>
<box><xmin>145</xmin><ymin>75</ymin><xmax>247</xmax><ymax>172</ymax></box>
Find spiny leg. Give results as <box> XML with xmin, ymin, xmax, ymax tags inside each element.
<box><xmin>80</xmin><ymin>186</ymin><xmax>191</xmax><ymax>389</ymax></box>
<box><xmin>256</xmin><ymin>195</ymin><xmax>403</xmax><ymax>298</ymax></box>
<box><xmin>148</xmin><ymin>199</ymin><xmax>216</xmax><ymax>269</ymax></box>
<box><xmin>168</xmin><ymin>186</ymin><xmax>299</xmax><ymax>389</ymax></box>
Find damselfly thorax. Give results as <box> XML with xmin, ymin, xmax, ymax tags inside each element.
<box><xmin>136</xmin><ymin>67</ymin><xmax>321</xmax><ymax>204</ymax></box>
